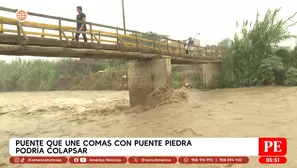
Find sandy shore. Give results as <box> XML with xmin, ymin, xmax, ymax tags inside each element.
<box><xmin>0</xmin><ymin>86</ymin><xmax>296</xmax><ymax>167</ymax></box>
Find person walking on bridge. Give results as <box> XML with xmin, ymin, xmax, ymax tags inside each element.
<box><xmin>75</xmin><ymin>6</ymin><xmax>87</xmax><ymax>42</ymax></box>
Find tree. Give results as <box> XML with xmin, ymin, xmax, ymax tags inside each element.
<box><xmin>217</xmin><ymin>38</ymin><xmax>231</xmax><ymax>48</ymax></box>
<box><xmin>217</xmin><ymin>8</ymin><xmax>297</xmax><ymax>87</ymax></box>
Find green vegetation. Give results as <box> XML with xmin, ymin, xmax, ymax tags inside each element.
<box><xmin>216</xmin><ymin>8</ymin><xmax>297</xmax><ymax>88</ymax></box>
<box><xmin>172</xmin><ymin>71</ymin><xmax>182</xmax><ymax>88</ymax></box>
<box><xmin>0</xmin><ymin>59</ymin><xmax>127</xmax><ymax>91</ymax></box>
<box><xmin>217</xmin><ymin>38</ymin><xmax>231</xmax><ymax>48</ymax></box>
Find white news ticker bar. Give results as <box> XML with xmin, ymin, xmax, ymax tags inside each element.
<box><xmin>10</xmin><ymin>138</ymin><xmax>259</xmax><ymax>156</ymax></box>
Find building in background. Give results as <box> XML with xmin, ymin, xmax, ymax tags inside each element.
<box><xmin>194</xmin><ymin>39</ymin><xmax>200</xmax><ymax>46</ymax></box>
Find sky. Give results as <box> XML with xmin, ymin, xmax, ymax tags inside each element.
<box><xmin>1</xmin><ymin>0</ymin><xmax>297</xmax><ymax>61</ymax></box>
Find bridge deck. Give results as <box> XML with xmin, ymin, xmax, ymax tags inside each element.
<box><xmin>0</xmin><ymin>34</ymin><xmax>221</xmax><ymax>64</ymax></box>
<box><xmin>0</xmin><ymin>6</ymin><xmax>223</xmax><ymax>64</ymax></box>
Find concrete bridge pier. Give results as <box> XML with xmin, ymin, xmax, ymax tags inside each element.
<box><xmin>202</xmin><ymin>62</ymin><xmax>222</xmax><ymax>88</ymax></box>
<box><xmin>128</xmin><ymin>58</ymin><xmax>172</xmax><ymax>107</ymax></box>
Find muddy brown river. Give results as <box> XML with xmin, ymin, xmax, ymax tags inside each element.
<box><xmin>0</xmin><ymin>86</ymin><xmax>296</xmax><ymax>168</ymax></box>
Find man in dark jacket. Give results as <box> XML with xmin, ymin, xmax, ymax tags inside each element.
<box><xmin>75</xmin><ymin>6</ymin><xmax>87</xmax><ymax>42</ymax></box>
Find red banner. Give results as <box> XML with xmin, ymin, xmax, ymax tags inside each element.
<box><xmin>179</xmin><ymin>156</ymin><xmax>249</xmax><ymax>164</ymax></box>
<box><xmin>69</xmin><ymin>157</ymin><xmax>127</xmax><ymax>164</ymax></box>
<box><xmin>11</xmin><ymin>156</ymin><xmax>287</xmax><ymax>165</ymax></box>
<box><xmin>258</xmin><ymin>157</ymin><xmax>287</xmax><ymax>164</ymax></box>
<box><xmin>128</xmin><ymin>157</ymin><xmax>177</xmax><ymax>164</ymax></box>
<box><xmin>10</xmin><ymin>157</ymin><xmax>67</xmax><ymax>164</ymax></box>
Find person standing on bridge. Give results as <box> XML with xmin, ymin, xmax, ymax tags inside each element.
<box><xmin>75</xmin><ymin>6</ymin><xmax>87</xmax><ymax>42</ymax></box>
<box><xmin>185</xmin><ymin>37</ymin><xmax>194</xmax><ymax>55</ymax></box>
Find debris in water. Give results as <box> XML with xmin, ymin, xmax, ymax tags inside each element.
<box><xmin>145</xmin><ymin>84</ymin><xmax>188</xmax><ymax>108</ymax></box>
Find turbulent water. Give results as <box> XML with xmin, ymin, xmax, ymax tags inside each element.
<box><xmin>0</xmin><ymin>87</ymin><xmax>296</xmax><ymax>168</ymax></box>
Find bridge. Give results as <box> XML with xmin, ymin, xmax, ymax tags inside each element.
<box><xmin>0</xmin><ymin>6</ymin><xmax>223</xmax><ymax>106</ymax></box>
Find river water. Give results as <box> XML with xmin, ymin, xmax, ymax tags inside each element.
<box><xmin>0</xmin><ymin>86</ymin><xmax>296</xmax><ymax>168</ymax></box>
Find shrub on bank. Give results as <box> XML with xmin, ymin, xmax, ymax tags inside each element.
<box><xmin>0</xmin><ymin>58</ymin><xmax>127</xmax><ymax>91</ymax></box>
<box><xmin>215</xmin><ymin>8</ymin><xmax>297</xmax><ymax>88</ymax></box>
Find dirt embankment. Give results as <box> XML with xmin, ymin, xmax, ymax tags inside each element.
<box><xmin>53</xmin><ymin>69</ymin><xmax>128</xmax><ymax>91</ymax></box>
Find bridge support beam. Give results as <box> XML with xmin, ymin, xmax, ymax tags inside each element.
<box><xmin>128</xmin><ymin>58</ymin><xmax>172</xmax><ymax>107</ymax></box>
<box><xmin>202</xmin><ymin>62</ymin><xmax>222</xmax><ymax>88</ymax></box>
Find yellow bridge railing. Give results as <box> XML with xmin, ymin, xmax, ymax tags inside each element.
<box><xmin>0</xmin><ymin>6</ymin><xmax>223</xmax><ymax>57</ymax></box>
